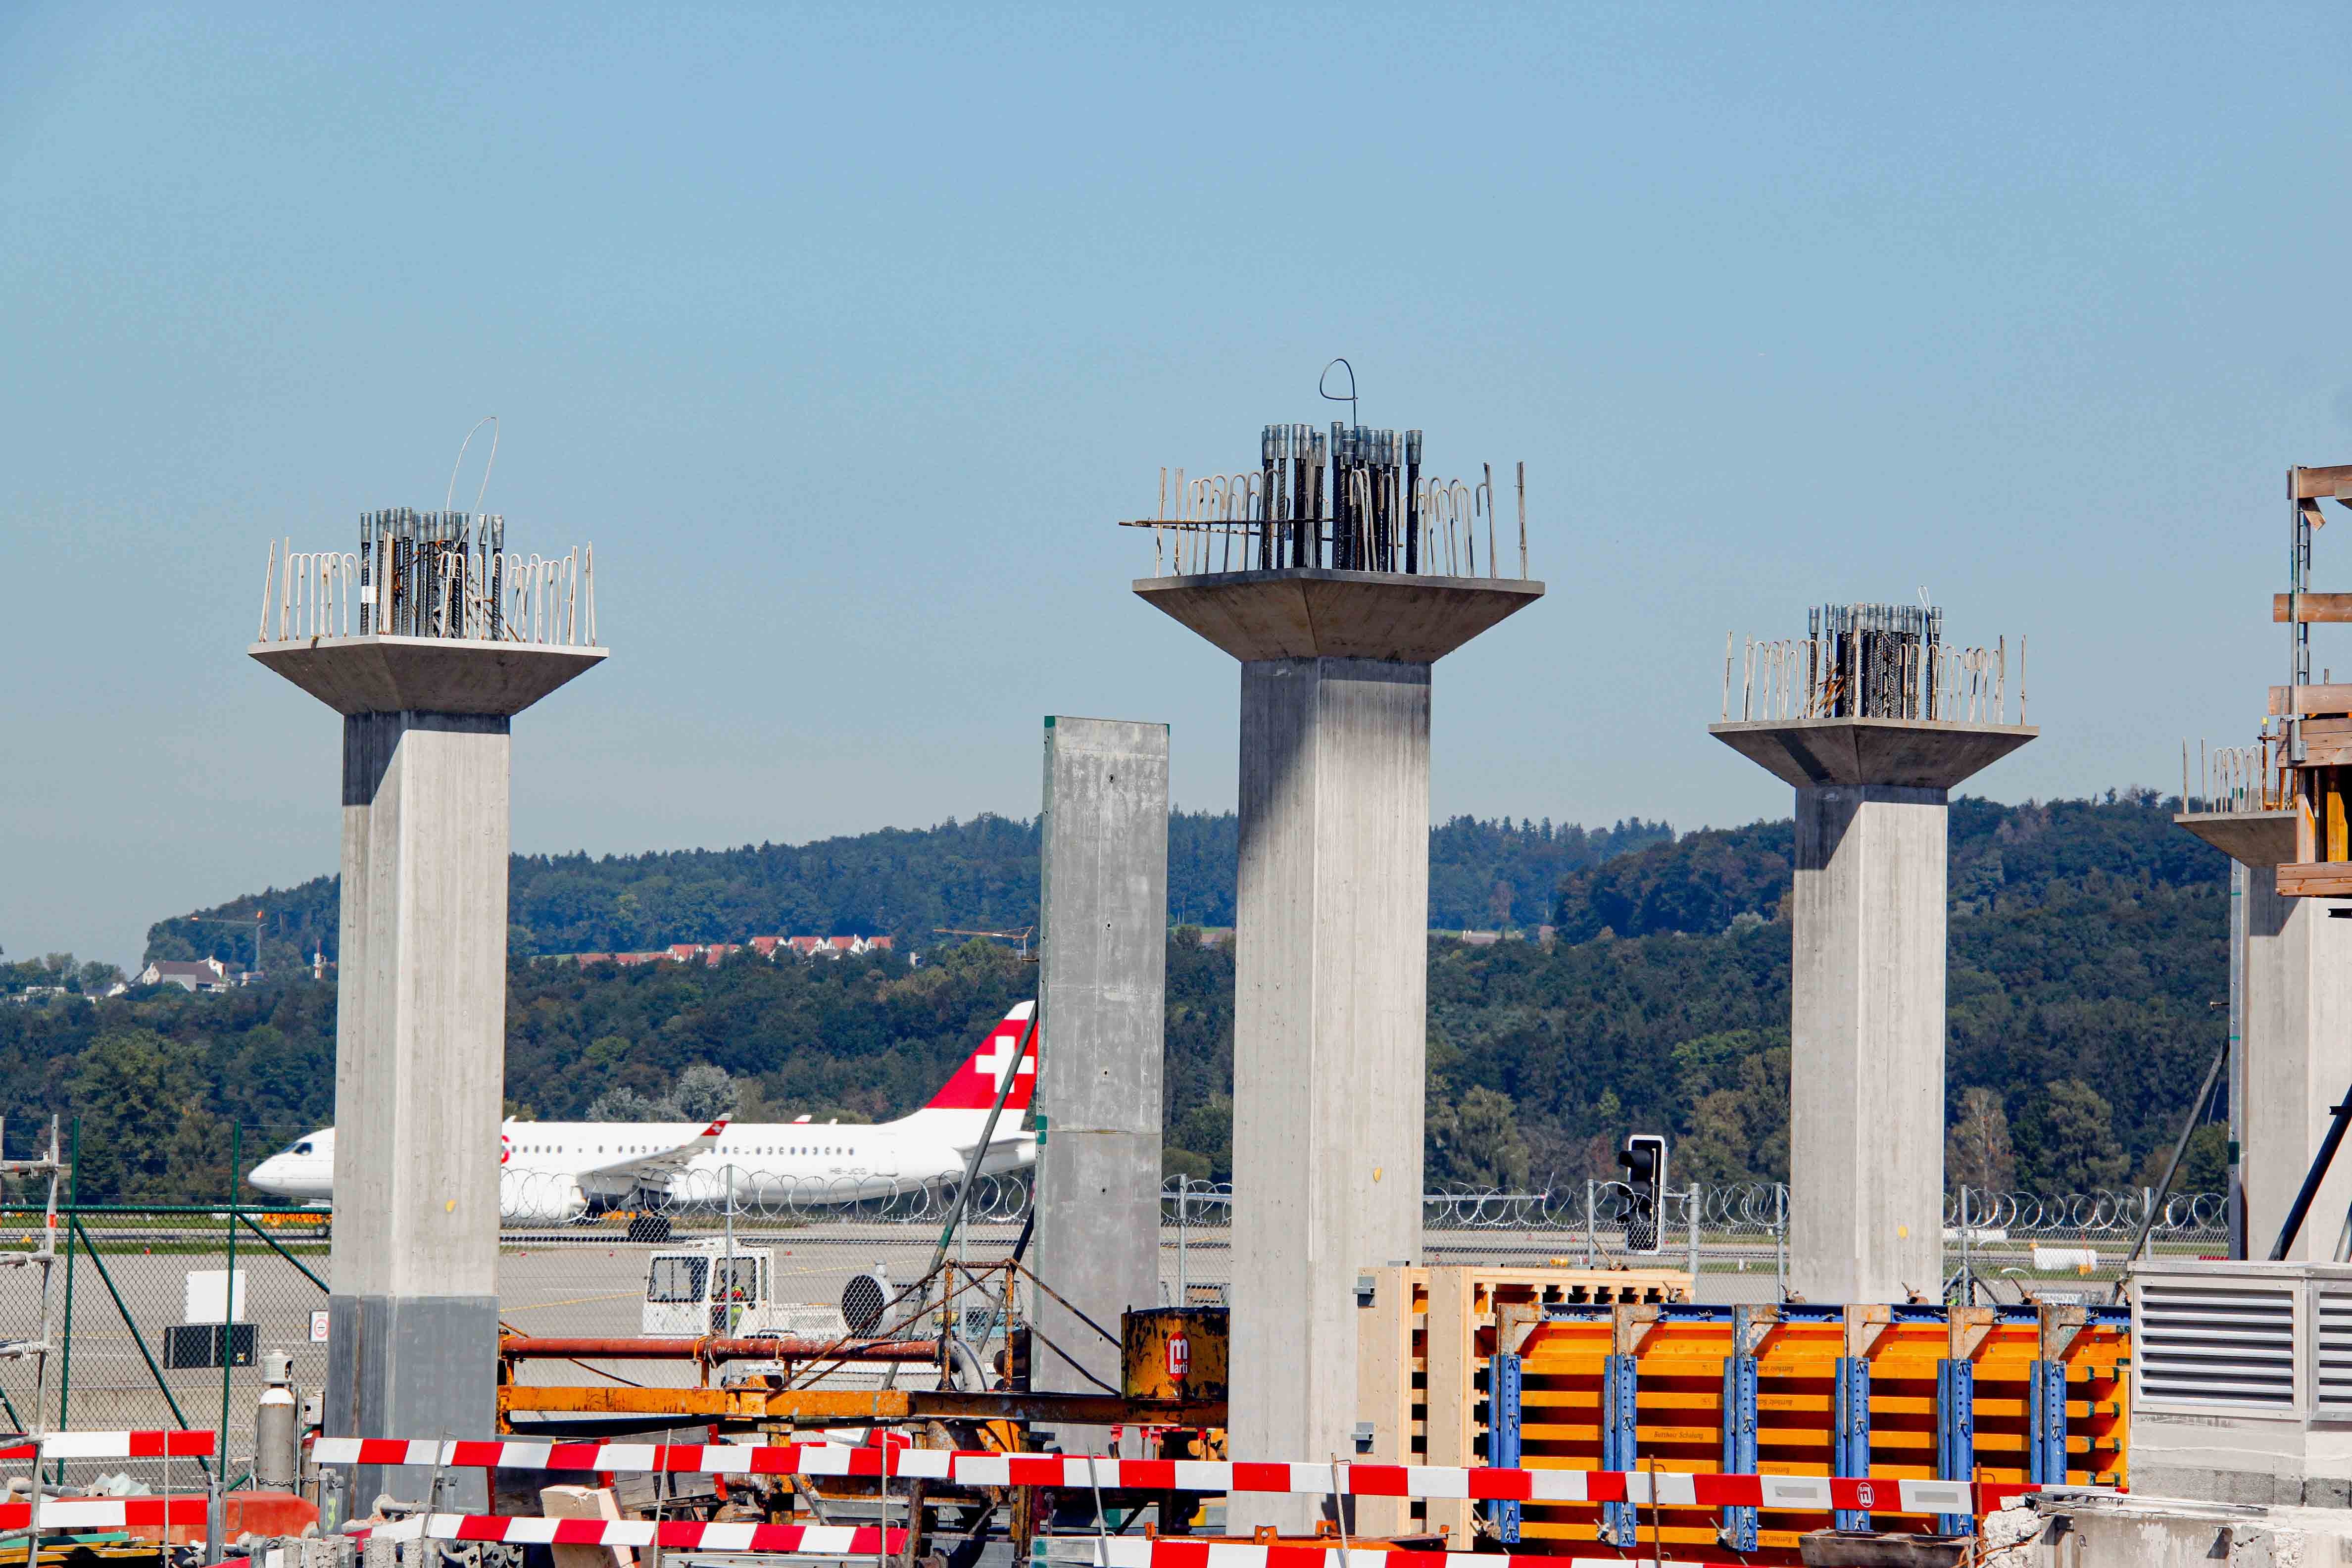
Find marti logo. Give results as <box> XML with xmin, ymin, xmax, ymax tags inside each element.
<box><xmin>1165</xmin><ymin>1330</ymin><xmax>1190</xmax><ymax>1382</ymax></box>
<box><xmin>500</xmin><ymin>1134</ymin><xmax>511</xmax><ymax>1166</ymax></box>
<box><xmin>1853</xmin><ymin>1481</ymin><xmax>1875</xmax><ymax>1511</ymax></box>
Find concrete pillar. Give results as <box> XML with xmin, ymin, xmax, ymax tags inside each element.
<box><xmin>2175</xmin><ymin>811</ymin><xmax>2352</xmax><ymax>1262</ymax></box>
<box><xmin>252</xmin><ymin>636</ymin><xmax>603</xmax><ymax>1508</ymax></box>
<box><xmin>1033</xmin><ymin>715</ymin><xmax>1170</xmax><ymax>1452</ymax></box>
<box><xmin>1137</xmin><ymin>569</ymin><xmax>1542</xmax><ymax>1528</ymax></box>
<box><xmin>1712</xmin><ymin>719</ymin><xmax>2035</xmax><ymax>1304</ymax></box>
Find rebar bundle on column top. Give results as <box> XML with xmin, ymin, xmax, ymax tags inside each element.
<box><xmin>1125</xmin><ymin>421</ymin><xmax>1531</xmax><ymax>581</ymax></box>
<box><xmin>1723</xmin><ymin>600</ymin><xmax>2025</xmax><ymax>726</ymax></box>
<box><xmin>256</xmin><ymin>511</ymin><xmax>596</xmax><ymax>648</ymax></box>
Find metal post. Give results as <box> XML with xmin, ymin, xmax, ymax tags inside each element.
<box><xmin>1936</xmin><ymin>1356</ymin><xmax>1975</xmax><ymax>1537</ymax></box>
<box><xmin>1176</xmin><ymin>1179</ymin><xmax>1187</xmax><ymax>1307</ymax></box>
<box><xmin>1833</xmin><ymin>1356</ymin><xmax>1871</xmax><ymax>1532</ymax></box>
<box><xmin>1686</xmin><ymin>1184</ymin><xmax>1701</xmax><ymax>1290</ymax></box>
<box><xmin>224</xmin><ymin>1122</ymin><xmax>240</xmax><ymax>1463</ymax></box>
<box><xmin>1960</xmin><ymin>1185</ymin><xmax>1972</xmax><ymax>1306</ymax></box>
<box><xmin>1719</xmin><ymin>1306</ymin><xmax>1758</xmax><ymax>1552</ymax></box>
<box><xmin>1585</xmin><ymin>1178</ymin><xmax>1597</xmax><ymax>1268</ymax></box>
<box><xmin>1599</xmin><ymin>1353</ymin><xmax>1637</xmax><ymax>1548</ymax></box>
<box><xmin>53</xmin><ymin>1118</ymin><xmax>78</xmax><ymax>1486</ymax></box>
<box><xmin>1774</xmin><ymin>1184</ymin><xmax>1786</xmax><ymax>1299</ymax></box>
<box><xmin>1489</xmin><ymin>1351</ymin><xmax>1523</xmax><ymax>1544</ymax></box>
<box><xmin>2028</xmin><ymin>1359</ymin><xmax>2067</xmax><ymax>1486</ymax></box>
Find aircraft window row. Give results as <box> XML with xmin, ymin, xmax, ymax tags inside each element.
<box><xmin>514</xmin><ymin>1145</ymin><xmax>853</xmax><ymax>1156</ymax></box>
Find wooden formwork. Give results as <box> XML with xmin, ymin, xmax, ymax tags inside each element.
<box><xmin>1351</xmin><ymin>1264</ymin><xmax>1693</xmax><ymax>1543</ymax></box>
<box><xmin>1490</xmin><ymin>1301</ymin><xmax>2128</xmax><ymax>1560</ymax></box>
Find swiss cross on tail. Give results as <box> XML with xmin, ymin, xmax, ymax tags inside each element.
<box><xmin>924</xmin><ymin>1002</ymin><xmax>1038</xmax><ymax>1112</ymax></box>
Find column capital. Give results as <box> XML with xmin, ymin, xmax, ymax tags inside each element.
<box><xmin>250</xmin><ymin>635</ymin><xmax>606</xmax><ymax>717</ymax></box>
<box><xmin>1136</xmin><ymin>568</ymin><xmax>1542</xmax><ymax>663</ymax></box>
<box><xmin>1711</xmin><ymin>717</ymin><xmax>2036</xmax><ymax>790</ymax></box>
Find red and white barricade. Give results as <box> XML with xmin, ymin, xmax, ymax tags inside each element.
<box><xmin>313</xmin><ymin>1439</ymin><xmax>2057</xmax><ymax>1519</ymax></box>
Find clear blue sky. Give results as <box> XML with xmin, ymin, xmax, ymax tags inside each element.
<box><xmin>5</xmin><ymin>4</ymin><xmax>2348</xmax><ymax>967</ymax></box>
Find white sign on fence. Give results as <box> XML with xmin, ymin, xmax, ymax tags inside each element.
<box><xmin>184</xmin><ymin>1270</ymin><xmax>246</xmax><ymax>1324</ymax></box>
<box><xmin>310</xmin><ymin>1310</ymin><xmax>330</xmax><ymax>1343</ymax></box>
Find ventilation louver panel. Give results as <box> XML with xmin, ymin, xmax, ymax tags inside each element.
<box><xmin>2138</xmin><ymin>1282</ymin><xmax>2297</xmax><ymax>1409</ymax></box>
<box><xmin>2316</xmin><ymin>1287</ymin><xmax>2352</xmax><ymax>1417</ymax></box>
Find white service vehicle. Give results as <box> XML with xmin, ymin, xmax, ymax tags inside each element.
<box><xmin>640</xmin><ymin>1238</ymin><xmax>850</xmax><ymax>1338</ymax></box>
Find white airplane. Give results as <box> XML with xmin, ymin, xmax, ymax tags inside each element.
<box><xmin>247</xmin><ymin>1001</ymin><xmax>1038</xmax><ymax>1227</ymax></box>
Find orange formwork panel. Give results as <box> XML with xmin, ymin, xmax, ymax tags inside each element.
<box><xmin>1478</xmin><ymin>1300</ymin><xmax>2128</xmax><ymax>1563</ymax></box>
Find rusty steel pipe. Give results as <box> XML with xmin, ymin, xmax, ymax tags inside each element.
<box><xmin>500</xmin><ymin>1335</ymin><xmax>939</xmax><ymax>1363</ymax></box>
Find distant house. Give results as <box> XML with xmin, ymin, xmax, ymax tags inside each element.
<box><xmin>702</xmin><ymin>943</ymin><xmax>743</xmax><ymax>967</ymax></box>
<box><xmin>137</xmin><ymin>958</ymin><xmax>232</xmax><ymax>993</ymax></box>
<box><xmin>748</xmin><ymin>936</ymin><xmax>782</xmax><ymax>958</ymax></box>
<box><xmin>665</xmin><ymin>943</ymin><xmax>701</xmax><ymax>963</ymax></box>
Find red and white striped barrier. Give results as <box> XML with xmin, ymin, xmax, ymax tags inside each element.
<box><xmin>0</xmin><ymin>1497</ymin><xmax>213</xmax><ymax>1531</ymax></box>
<box><xmin>979</xmin><ymin>1550</ymin><xmax>1712</xmax><ymax>1568</ymax></box>
<box><xmin>0</xmin><ymin>1430</ymin><xmax>217</xmax><ymax>1462</ymax></box>
<box><xmin>355</xmin><ymin>1516</ymin><xmax>902</xmax><ymax>1554</ymax></box>
<box><xmin>312</xmin><ymin>1440</ymin><xmax>2045</xmax><ymax>1518</ymax></box>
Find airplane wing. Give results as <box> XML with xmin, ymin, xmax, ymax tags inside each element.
<box><xmin>576</xmin><ymin>1117</ymin><xmax>730</xmax><ymax>1184</ymax></box>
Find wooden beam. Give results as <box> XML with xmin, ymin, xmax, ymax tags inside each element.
<box><xmin>2275</xmin><ymin>861</ymin><xmax>2352</xmax><ymax>899</ymax></box>
<box><xmin>2293</xmin><ymin>465</ymin><xmax>2352</xmax><ymax>500</ymax></box>
<box><xmin>2270</xmin><ymin>684</ymin><xmax>2352</xmax><ymax>715</ymax></box>
<box><xmin>2273</xmin><ymin>593</ymin><xmax>2352</xmax><ymax>623</ymax></box>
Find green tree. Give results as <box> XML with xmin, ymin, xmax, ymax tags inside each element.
<box><xmin>1669</xmin><ymin>1031</ymin><xmax>1789</xmax><ymax>1184</ymax></box>
<box><xmin>1428</xmin><ymin>1085</ymin><xmax>1532</xmax><ymax>1189</ymax></box>
<box><xmin>1167</xmin><ymin>1093</ymin><xmax>1232</xmax><ymax>1182</ymax></box>
<box><xmin>68</xmin><ymin>1029</ymin><xmax>214</xmax><ymax>1202</ymax></box>
<box><xmin>1946</xmin><ymin>1086</ymin><xmax>2017</xmax><ymax>1193</ymax></box>
<box><xmin>2014</xmin><ymin>1078</ymin><xmax>2129</xmax><ymax>1194</ymax></box>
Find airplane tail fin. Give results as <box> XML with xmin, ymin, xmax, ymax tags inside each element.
<box><xmin>923</xmin><ymin>1002</ymin><xmax>1037</xmax><ymax>1113</ymax></box>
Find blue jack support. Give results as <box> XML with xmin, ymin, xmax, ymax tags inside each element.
<box><xmin>1719</xmin><ymin>1309</ymin><xmax>1759</xmax><ymax>1553</ymax></box>
<box><xmin>1833</xmin><ymin>1355</ymin><xmax>1871</xmax><ymax>1532</ymax></box>
<box><xmin>1601</xmin><ymin>1353</ymin><xmax>1638</xmax><ymax>1548</ymax></box>
<box><xmin>1935</xmin><ymin>1359</ymin><xmax>1975</xmax><ymax>1537</ymax></box>
<box><xmin>2028</xmin><ymin>1359</ymin><xmax>2067</xmax><ymax>1486</ymax></box>
<box><xmin>1489</xmin><ymin>1352</ymin><xmax>1522</xmax><ymax>1544</ymax></box>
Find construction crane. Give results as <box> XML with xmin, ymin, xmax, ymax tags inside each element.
<box><xmin>933</xmin><ymin>927</ymin><xmax>1036</xmax><ymax>960</ymax></box>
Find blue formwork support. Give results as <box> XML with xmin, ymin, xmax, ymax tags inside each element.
<box><xmin>2028</xmin><ymin>1359</ymin><xmax>2068</xmax><ymax>1486</ymax></box>
<box><xmin>1489</xmin><ymin>1351</ymin><xmax>1523</xmax><ymax>1544</ymax></box>
<box><xmin>1719</xmin><ymin>1346</ymin><xmax>1759</xmax><ymax>1552</ymax></box>
<box><xmin>1600</xmin><ymin>1353</ymin><xmax>1638</xmax><ymax>1548</ymax></box>
<box><xmin>1833</xmin><ymin>1356</ymin><xmax>1871</xmax><ymax>1532</ymax></box>
<box><xmin>1935</xmin><ymin>1359</ymin><xmax>1975</xmax><ymax>1537</ymax></box>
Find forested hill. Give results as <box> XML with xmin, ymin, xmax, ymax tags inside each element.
<box><xmin>1549</xmin><ymin>787</ymin><xmax>2223</xmax><ymax>940</ymax></box>
<box><xmin>144</xmin><ymin>812</ymin><xmax>1672</xmax><ymax>969</ymax></box>
<box><xmin>3</xmin><ymin>789</ymin><xmax>2234</xmax><ymax>1207</ymax></box>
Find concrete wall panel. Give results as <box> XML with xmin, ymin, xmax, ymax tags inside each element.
<box><xmin>1035</xmin><ymin>717</ymin><xmax>1169</xmax><ymax>1417</ymax></box>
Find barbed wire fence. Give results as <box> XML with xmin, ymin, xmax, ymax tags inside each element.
<box><xmin>0</xmin><ymin>1172</ymin><xmax>2227</xmax><ymax>1455</ymax></box>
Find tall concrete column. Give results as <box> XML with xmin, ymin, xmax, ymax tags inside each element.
<box><xmin>1712</xmin><ymin>719</ymin><xmax>2034</xmax><ymax>1303</ymax></box>
<box><xmin>2175</xmin><ymin>811</ymin><xmax>2352</xmax><ymax>1261</ymax></box>
<box><xmin>252</xmin><ymin>637</ymin><xmax>603</xmax><ymax>1507</ymax></box>
<box><xmin>1137</xmin><ymin>569</ymin><xmax>1541</xmax><ymax>1528</ymax></box>
<box><xmin>1034</xmin><ymin>715</ymin><xmax>1169</xmax><ymax>1453</ymax></box>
